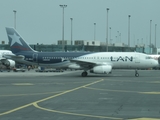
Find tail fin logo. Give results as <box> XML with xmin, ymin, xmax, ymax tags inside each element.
<box><xmin>8</xmin><ymin>33</ymin><xmax>23</xmax><ymax>46</ymax></box>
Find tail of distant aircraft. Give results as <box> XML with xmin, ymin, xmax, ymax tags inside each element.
<box><xmin>6</xmin><ymin>27</ymin><xmax>35</xmax><ymax>54</ymax></box>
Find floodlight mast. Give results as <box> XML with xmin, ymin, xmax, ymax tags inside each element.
<box><xmin>59</xmin><ymin>5</ymin><xmax>67</xmax><ymax>51</ymax></box>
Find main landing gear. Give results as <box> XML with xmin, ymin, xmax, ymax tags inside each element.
<box><xmin>81</xmin><ymin>70</ymin><xmax>140</xmax><ymax>77</ymax></box>
<box><xmin>81</xmin><ymin>71</ymin><xmax>88</xmax><ymax>77</ymax></box>
<box><xmin>135</xmin><ymin>69</ymin><xmax>139</xmax><ymax>77</ymax></box>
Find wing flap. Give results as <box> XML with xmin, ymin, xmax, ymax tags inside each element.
<box><xmin>3</xmin><ymin>54</ymin><xmax>25</xmax><ymax>60</ymax></box>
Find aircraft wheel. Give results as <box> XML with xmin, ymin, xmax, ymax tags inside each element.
<box><xmin>135</xmin><ymin>73</ymin><xmax>139</xmax><ymax>77</ymax></box>
<box><xmin>81</xmin><ymin>71</ymin><xmax>88</xmax><ymax>77</ymax></box>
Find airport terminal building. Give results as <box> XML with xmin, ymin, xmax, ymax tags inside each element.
<box><xmin>0</xmin><ymin>40</ymin><xmax>158</xmax><ymax>54</ymax></box>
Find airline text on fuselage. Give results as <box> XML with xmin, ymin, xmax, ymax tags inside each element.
<box><xmin>110</xmin><ymin>56</ymin><xmax>133</xmax><ymax>62</ymax></box>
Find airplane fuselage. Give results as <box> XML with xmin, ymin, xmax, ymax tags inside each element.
<box><xmin>0</xmin><ymin>50</ymin><xmax>13</xmax><ymax>59</ymax></box>
<box><xmin>0</xmin><ymin>50</ymin><xmax>15</xmax><ymax>68</ymax></box>
<box><xmin>14</xmin><ymin>51</ymin><xmax>157</xmax><ymax>69</ymax></box>
<box><xmin>15</xmin><ymin>51</ymin><xmax>90</xmax><ymax>68</ymax></box>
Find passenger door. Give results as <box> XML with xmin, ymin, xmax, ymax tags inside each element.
<box><xmin>135</xmin><ymin>53</ymin><xmax>140</xmax><ymax>63</ymax></box>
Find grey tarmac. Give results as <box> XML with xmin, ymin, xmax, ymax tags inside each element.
<box><xmin>0</xmin><ymin>69</ymin><xmax>160</xmax><ymax>120</ymax></box>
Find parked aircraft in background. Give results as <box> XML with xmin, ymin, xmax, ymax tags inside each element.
<box><xmin>5</xmin><ymin>27</ymin><xmax>159</xmax><ymax>77</ymax></box>
<box><xmin>149</xmin><ymin>54</ymin><xmax>160</xmax><ymax>69</ymax></box>
<box><xmin>0</xmin><ymin>50</ymin><xmax>15</xmax><ymax>68</ymax></box>
<box><xmin>149</xmin><ymin>55</ymin><xmax>160</xmax><ymax>61</ymax></box>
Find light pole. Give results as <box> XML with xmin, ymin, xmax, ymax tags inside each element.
<box><xmin>59</xmin><ymin>4</ymin><xmax>67</xmax><ymax>51</ymax></box>
<box><xmin>106</xmin><ymin>8</ymin><xmax>109</xmax><ymax>52</ymax></box>
<box><xmin>141</xmin><ymin>38</ymin><xmax>143</xmax><ymax>44</ymax></box>
<box><xmin>155</xmin><ymin>24</ymin><xmax>157</xmax><ymax>48</ymax></box>
<box><xmin>150</xmin><ymin>20</ymin><xmax>152</xmax><ymax>53</ymax></box>
<box><xmin>128</xmin><ymin>15</ymin><xmax>131</xmax><ymax>47</ymax></box>
<box><xmin>70</xmin><ymin>18</ymin><xmax>73</xmax><ymax>46</ymax></box>
<box><xmin>109</xmin><ymin>27</ymin><xmax>111</xmax><ymax>44</ymax></box>
<box><xmin>119</xmin><ymin>33</ymin><xmax>121</xmax><ymax>42</ymax></box>
<box><xmin>115</xmin><ymin>36</ymin><xmax>117</xmax><ymax>42</ymax></box>
<box><xmin>117</xmin><ymin>31</ymin><xmax>119</xmax><ymax>42</ymax></box>
<box><xmin>94</xmin><ymin>23</ymin><xmax>96</xmax><ymax>41</ymax></box>
<box><xmin>13</xmin><ymin>10</ymin><xmax>17</xmax><ymax>29</ymax></box>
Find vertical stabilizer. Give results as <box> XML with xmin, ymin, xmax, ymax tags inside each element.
<box><xmin>6</xmin><ymin>27</ymin><xmax>35</xmax><ymax>54</ymax></box>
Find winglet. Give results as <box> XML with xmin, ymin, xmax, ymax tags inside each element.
<box><xmin>6</xmin><ymin>27</ymin><xmax>35</xmax><ymax>54</ymax></box>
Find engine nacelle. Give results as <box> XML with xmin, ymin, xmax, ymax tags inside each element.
<box><xmin>68</xmin><ymin>64</ymin><xmax>81</xmax><ymax>70</ymax></box>
<box><xmin>90</xmin><ymin>65</ymin><xmax>112</xmax><ymax>74</ymax></box>
<box><xmin>2</xmin><ymin>59</ymin><xmax>15</xmax><ymax>68</ymax></box>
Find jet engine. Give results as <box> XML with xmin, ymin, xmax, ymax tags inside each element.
<box><xmin>90</xmin><ymin>65</ymin><xmax>112</xmax><ymax>74</ymax></box>
<box><xmin>2</xmin><ymin>59</ymin><xmax>15</xmax><ymax>68</ymax></box>
<box><xmin>68</xmin><ymin>64</ymin><xmax>81</xmax><ymax>70</ymax></box>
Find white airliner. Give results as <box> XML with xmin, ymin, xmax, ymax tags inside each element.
<box><xmin>70</xmin><ymin>52</ymin><xmax>158</xmax><ymax>77</ymax></box>
<box><xmin>0</xmin><ymin>50</ymin><xmax>15</xmax><ymax>68</ymax></box>
<box><xmin>5</xmin><ymin>27</ymin><xmax>159</xmax><ymax>77</ymax></box>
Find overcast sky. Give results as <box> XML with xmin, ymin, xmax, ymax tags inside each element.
<box><xmin>0</xmin><ymin>0</ymin><xmax>160</xmax><ymax>47</ymax></box>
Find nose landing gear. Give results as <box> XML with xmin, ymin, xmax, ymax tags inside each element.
<box><xmin>135</xmin><ymin>69</ymin><xmax>139</xmax><ymax>77</ymax></box>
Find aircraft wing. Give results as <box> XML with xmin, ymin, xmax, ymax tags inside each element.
<box><xmin>3</xmin><ymin>54</ymin><xmax>25</xmax><ymax>60</ymax></box>
<box><xmin>70</xmin><ymin>59</ymin><xmax>110</xmax><ymax>69</ymax></box>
